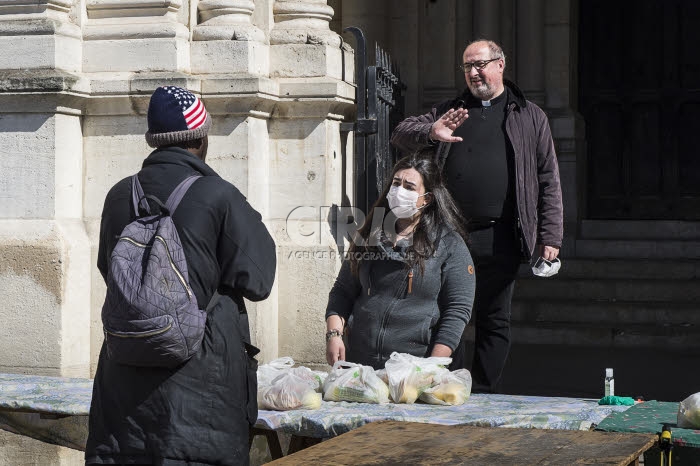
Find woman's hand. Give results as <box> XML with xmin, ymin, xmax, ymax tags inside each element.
<box><xmin>325</xmin><ymin>315</ymin><xmax>346</xmax><ymax>365</ymax></box>
<box><xmin>326</xmin><ymin>336</ymin><xmax>345</xmax><ymax>365</ymax></box>
<box><xmin>430</xmin><ymin>343</ymin><xmax>452</xmax><ymax>358</ymax></box>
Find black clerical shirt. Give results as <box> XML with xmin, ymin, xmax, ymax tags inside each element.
<box><xmin>444</xmin><ymin>89</ymin><xmax>519</xmax><ymax>257</ymax></box>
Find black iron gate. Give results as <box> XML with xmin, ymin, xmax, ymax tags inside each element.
<box><xmin>342</xmin><ymin>27</ymin><xmax>406</xmax><ymax>216</ymax></box>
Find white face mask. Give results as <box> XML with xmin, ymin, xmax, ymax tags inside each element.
<box><xmin>531</xmin><ymin>257</ymin><xmax>561</xmax><ymax>277</ymax></box>
<box><xmin>386</xmin><ymin>185</ymin><xmax>429</xmax><ymax>219</ymax></box>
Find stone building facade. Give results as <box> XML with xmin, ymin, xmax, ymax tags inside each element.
<box><xmin>0</xmin><ymin>0</ymin><xmax>353</xmax><ymax>395</ymax></box>
<box><xmin>2</xmin><ymin>0</ymin><xmax>700</xmax><ymax>463</ymax></box>
<box><xmin>1</xmin><ymin>1</ymin><xmax>354</xmax><ymax>461</ymax></box>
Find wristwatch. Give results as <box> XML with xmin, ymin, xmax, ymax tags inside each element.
<box><xmin>325</xmin><ymin>329</ymin><xmax>343</xmax><ymax>342</ymax></box>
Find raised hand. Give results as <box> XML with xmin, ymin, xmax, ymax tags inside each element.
<box><xmin>430</xmin><ymin>108</ymin><xmax>469</xmax><ymax>143</ymax></box>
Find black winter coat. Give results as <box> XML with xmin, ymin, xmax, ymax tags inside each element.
<box><xmin>86</xmin><ymin>147</ymin><xmax>276</xmax><ymax>466</ymax></box>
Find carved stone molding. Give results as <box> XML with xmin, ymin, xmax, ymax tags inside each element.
<box><xmin>0</xmin><ymin>0</ymin><xmax>73</xmax><ymax>16</ymax></box>
<box><xmin>86</xmin><ymin>0</ymin><xmax>181</xmax><ymax>20</ymax></box>
<box><xmin>193</xmin><ymin>0</ymin><xmax>264</xmax><ymax>42</ymax></box>
<box><xmin>0</xmin><ymin>0</ymin><xmax>79</xmax><ymax>37</ymax></box>
<box><xmin>82</xmin><ymin>0</ymin><xmax>189</xmax><ymax>71</ymax></box>
<box><xmin>84</xmin><ymin>0</ymin><xmax>187</xmax><ymax>40</ymax></box>
<box><xmin>0</xmin><ymin>0</ymin><xmax>80</xmax><ymax>70</ymax></box>
<box><xmin>270</xmin><ymin>0</ymin><xmax>340</xmax><ymax>46</ymax></box>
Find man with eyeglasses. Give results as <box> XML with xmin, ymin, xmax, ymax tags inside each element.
<box><xmin>391</xmin><ymin>39</ymin><xmax>563</xmax><ymax>393</ymax></box>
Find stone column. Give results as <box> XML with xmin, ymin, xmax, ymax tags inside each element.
<box><xmin>270</xmin><ymin>0</ymin><xmax>344</xmax><ymax>78</ymax></box>
<box><xmin>0</xmin><ymin>0</ymin><xmax>81</xmax><ymax>71</ymax></box>
<box><xmin>269</xmin><ymin>0</ymin><xmax>355</xmax><ymax>366</ymax></box>
<box><xmin>194</xmin><ymin>83</ymin><xmax>280</xmax><ymax>363</ymax></box>
<box><xmin>543</xmin><ymin>0</ymin><xmax>583</xmax><ymax>254</ymax></box>
<box><xmin>83</xmin><ymin>0</ymin><xmax>189</xmax><ymax>72</ymax></box>
<box><xmin>190</xmin><ymin>1</ymin><xmax>280</xmax><ymax>363</ymax></box>
<box><xmin>517</xmin><ymin>0</ymin><xmax>545</xmax><ymax>106</ymax></box>
<box><xmin>0</xmin><ymin>110</ymin><xmax>90</xmax><ymax>380</ymax></box>
<box><xmin>0</xmin><ymin>8</ymin><xmax>91</xmax><ymax>383</ymax></box>
<box><xmin>192</xmin><ymin>0</ymin><xmax>268</xmax><ymax>74</ymax></box>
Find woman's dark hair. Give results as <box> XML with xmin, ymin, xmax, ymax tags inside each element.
<box><xmin>348</xmin><ymin>153</ymin><xmax>467</xmax><ymax>275</ymax></box>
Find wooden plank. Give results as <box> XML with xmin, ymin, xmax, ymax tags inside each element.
<box><xmin>268</xmin><ymin>421</ymin><xmax>657</xmax><ymax>466</ymax></box>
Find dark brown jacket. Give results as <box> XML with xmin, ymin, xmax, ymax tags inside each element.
<box><xmin>390</xmin><ymin>81</ymin><xmax>563</xmax><ymax>257</ymax></box>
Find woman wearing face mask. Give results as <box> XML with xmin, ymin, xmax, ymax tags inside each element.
<box><xmin>325</xmin><ymin>155</ymin><xmax>475</xmax><ymax>369</ymax></box>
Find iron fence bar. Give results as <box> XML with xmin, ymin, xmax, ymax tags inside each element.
<box><xmin>342</xmin><ymin>27</ymin><xmax>368</xmax><ymax>213</ymax></box>
<box><xmin>340</xmin><ymin>27</ymin><xmax>406</xmax><ymax>216</ymax></box>
<box><xmin>366</xmin><ymin>64</ymin><xmax>378</xmax><ymax>212</ymax></box>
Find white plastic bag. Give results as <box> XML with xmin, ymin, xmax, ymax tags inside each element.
<box><xmin>323</xmin><ymin>361</ymin><xmax>390</xmax><ymax>403</ymax></box>
<box><xmin>678</xmin><ymin>392</ymin><xmax>700</xmax><ymax>428</ymax></box>
<box><xmin>375</xmin><ymin>368</ymin><xmax>389</xmax><ymax>385</ymax></box>
<box><xmin>257</xmin><ymin>357</ymin><xmax>295</xmax><ymax>387</ymax></box>
<box><xmin>419</xmin><ymin>369</ymin><xmax>472</xmax><ymax>406</ymax></box>
<box><xmin>311</xmin><ymin>370</ymin><xmax>329</xmax><ymax>389</ymax></box>
<box><xmin>286</xmin><ymin>366</ymin><xmax>326</xmax><ymax>392</ymax></box>
<box><xmin>258</xmin><ymin>371</ymin><xmax>322</xmax><ymax>411</ymax></box>
<box><xmin>384</xmin><ymin>352</ymin><xmax>452</xmax><ymax>404</ymax></box>
<box><xmin>256</xmin><ymin>357</ymin><xmax>328</xmax><ymax>411</ymax></box>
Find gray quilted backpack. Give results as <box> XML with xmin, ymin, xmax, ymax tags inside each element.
<box><xmin>101</xmin><ymin>174</ymin><xmax>206</xmax><ymax>368</ymax></box>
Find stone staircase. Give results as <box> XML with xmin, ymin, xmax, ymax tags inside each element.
<box><xmin>500</xmin><ymin>220</ymin><xmax>700</xmax><ymax>401</ymax></box>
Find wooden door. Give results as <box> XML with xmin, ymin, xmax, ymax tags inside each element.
<box><xmin>579</xmin><ymin>0</ymin><xmax>700</xmax><ymax>219</ymax></box>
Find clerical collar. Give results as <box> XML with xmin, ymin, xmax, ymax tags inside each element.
<box><xmin>480</xmin><ymin>89</ymin><xmax>507</xmax><ymax>107</ymax></box>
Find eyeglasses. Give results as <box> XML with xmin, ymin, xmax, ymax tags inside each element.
<box><xmin>457</xmin><ymin>58</ymin><xmax>500</xmax><ymax>73</ymax></box>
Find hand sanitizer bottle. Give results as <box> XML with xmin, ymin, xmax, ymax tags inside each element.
<box><xmin>605</xmin><ymin>368</ymin><xmax>615</xmax><ymax>397</ymax></box>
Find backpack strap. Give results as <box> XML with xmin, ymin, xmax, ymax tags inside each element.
<box><xmin>131</xmin><ymin>175</ymin><xmax>151</xmax><ymax>216</ymax></box>
<box><xmin>165</xmin><ymin>174</ymin><xmax>202</xmax><ymax>215</ymax></box>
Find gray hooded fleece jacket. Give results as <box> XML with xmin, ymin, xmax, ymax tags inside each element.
<box><xmin>326</xmin><ymin>230</ymin><xmax>475</xmax><ymax>369</ymax></box>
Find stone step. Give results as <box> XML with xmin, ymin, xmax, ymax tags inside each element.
<box><xmin>511</xmin><ymin>323</ymin><xmax>700</xmax><ymax>349</ymax></box>
<box><xmin>574</xmin><ymin>239</ymin><xmax>700</xmax><ymax>259</ymax></box>
<box><xmin>499</xmin><ymin>343</ymin><xmax>700</xmax><ymax>401</ymax></box>
<box><xmin>463</xmin><ymin>319</ymin><xmax>700</xmax><ymax>350</ymax></box>
<box><xmin>580</xmin><ymin>220</ymin><xmax>700</xmax><ymax>240</ymax></box>
<box><xmin>517</xmin><ymin>259</ymin><xmax>700</xmax><ymax>280</ymax></box>
<box><xmin>511</xmin><ymin>300</ymin><xmax>700</xmax><ymax>326</ymax></box>
<box><xmin>512</xmin><ymin>278</ymin><xmax>700</xmax><ymax>302</ymax></box>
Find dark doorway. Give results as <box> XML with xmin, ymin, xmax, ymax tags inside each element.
<box><xmin>579</xmin><ymin>0</ymin><xmax>700</xmax><ymax>219</ymax></box>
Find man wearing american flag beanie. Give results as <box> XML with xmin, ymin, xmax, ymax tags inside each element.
<box><xmin>145</xmin><ymin>86</ymin><xmax>212</xmax><ymax>147</ymax></box>
<box><xmin>87</xmin><ymin>86</ymin><xmax>277</xmax><ymax>466</ymax></box>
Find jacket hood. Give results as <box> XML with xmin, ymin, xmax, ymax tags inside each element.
<box><xmin>504</xmin><ymin>79</ymin><xmax>527</xmax><ymax>108</ymax></box>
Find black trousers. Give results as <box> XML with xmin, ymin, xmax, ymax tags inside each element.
<box><xmin>451</xmin><ymin>254</ymin><xmax>521</xmax><ymax>393</ymax></box>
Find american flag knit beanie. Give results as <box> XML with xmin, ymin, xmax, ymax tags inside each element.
<box><xmin>145</xmin><ymin>86</ymin><xmax>212</xmax><ymax>148</ymax></box>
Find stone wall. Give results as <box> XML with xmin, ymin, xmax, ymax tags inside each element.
<box><xmin>0</xmin><ymin>1</ymin><xmax>353</xmax><ymax>462</ymax></box>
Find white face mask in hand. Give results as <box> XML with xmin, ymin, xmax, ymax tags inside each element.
<box><xmin>532</xmin><ymin>257</ymin><xmax>561</xmax><ymax>277</ymax></box>
<box><xmin>386</xmin><ymin>186</ymin><xmax>429</xmax><ymax>218</ymax></box>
